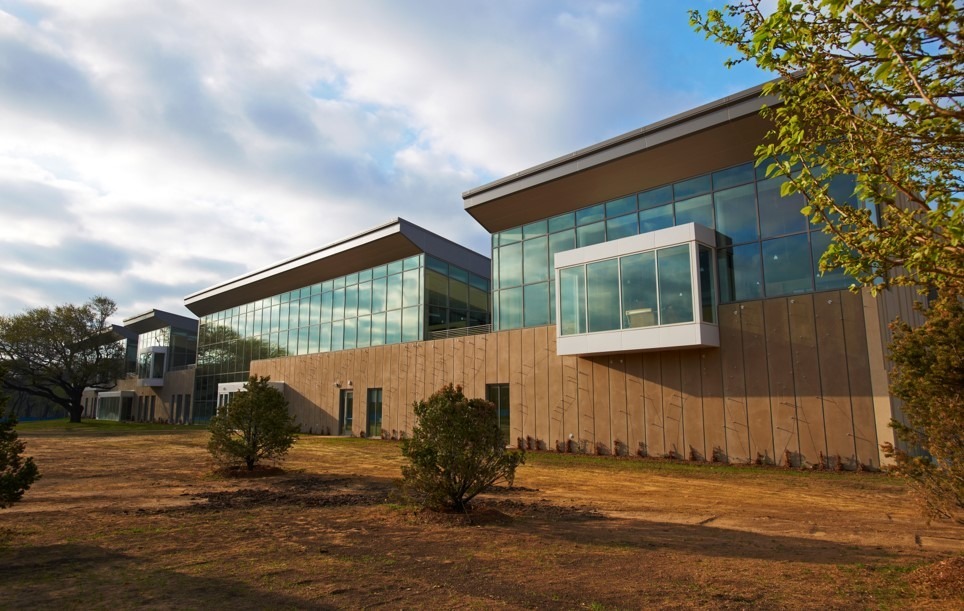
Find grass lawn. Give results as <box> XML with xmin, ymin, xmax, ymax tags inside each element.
<box><xmin>3</xmin><ymin>425</ymin><xmax>962</xmax><ymax>609</ymax></box>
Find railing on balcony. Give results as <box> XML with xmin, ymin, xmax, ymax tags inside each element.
<box><xmin>428</xmin><ymin>324</ymin><xmax>492</xmax><ymax>340</ymax></box>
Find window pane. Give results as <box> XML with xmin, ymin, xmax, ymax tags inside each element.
<box><xmin>386</xmin><ymin>273</ymin><xmax>403</xmax><ymax>310</ymax></box>
<box><xmin>309</xmin><ymin>295</ymin><xmax>321</xmax><ymax>326</ymax></box>
<box><xmin>587</xmin><ymin>259</ymin><xmax>620</xmax><ymax>332</ymax></box>
<box><xmin>762</xmin><ymin>234</ymin><xmax>813</xmax><ymax>296</ymax></box>
<box><xmin>427</xmin><ymin>270</ymin><xmax>447</xmax><ymax>307</ymax></box>
<box><xmin>548</xmin><ymin>229</ymin><xmax>576</xmax><ymax>266</ymax></box>
<box><xmin>387</xmin><ymin>260</ymin><xmax>404</xmax><ymax>275</ymax></box>
<box><xmin>343</xmin><ymin>318</ymin><xmax>356</xmax><ymax>350</ymax></box>
<box><xmin>713</xmin><ymin>162</ymin><xmax>755</xmax><ymax>190</ymax></box>
<box><xmin>469</xmin><ymin>286</ymin><xmax>487</xmax><ymax>311</ymax></box>
<box><xmin>403</xmin><ymin>255</ymin><xmax>420</xmax><ymax>271</ymax></box>
<box><xmin>657</xmin><ymin>245</ymin><xmax>694</xmax><ymax>324</ymax></box>
<box><xmin>758</xmin><ymin>176</ymin><xmax>807</xmax><ymax>238</ymax></box>
<box><xmin>321</xmin><ymin>291</ymin><xmax>332</xmax><ymax>322</ymax></box>
<box><xmin>606</xmin><ymin>213</ymin><xmax>638</xmax><ymax>241</ymax></box>
<box><xmin>576</xmin><ymin>221</ymin><xmax>606</xmax><ymax>247</ymax></box>
<box><xmin>699</xmin><ymin>246</ymin><xmax>716</xmax><ymax>323</ymax></box>
<box><xmin>319</xmin><ymin>323</ymin><xmax>331</xmax><ymax>352</ymax></box>
<box><xmin>344</xmin><ymin>284</ymin><xmax>358</xmax><ymax>319</ymax></box>
<box><xmin>523</xmin><ymin>235</ymin><xmax>549</xmax><ymax>284</ymax></box>
<box><xmin>501</xmin><ymin>226</ymin><xmax>522</xmax><ymax>244</ymax></box>
<box><xmin>605</xmin><ymin>195</ymin><xmax>637</xmax><ymax>217</ymax></box>
<box><xmin>331</xmin><ymin>320</ymin><xmax>344</xmax><ymax>351</ymax></box>
<box><xmin>385</xmin><ymin>309</ymin><xmax>402</xmax><ymax>344</ymax></box>
<box><xmin>548</xmin><ymin>212</ymin><xmax>575</xmax><ymax>233</ymax></box>
<box><xmin>675</xmin><ymin>194</ymin><xmax>714</xmax><ymax>229</ymax></box>
<box><xmin>638</xmin><ymin>185</ymin><xmax>673</xmax><ymax>210</ymax></box>
<box><xmin>549</xmin><ymin>280</ymin><xmax>556</xmax><ymax>325</ymax></box>
<box><xmin>402</xmin><ymin>269</ymin><xmax>420</xmax><ymax>307</ymax></box>
<box><xmin>620</xmin><ymin>251</ymin><xmax>658</xmax><ymax>328</ymax></box>
<box><xmin>559</xmin><ymin>266</ymin><xmax>587</xmax><ymax>335</ymax></box>
<box><xmin>714</xmin><ymin>184</ymin><xmax>759</xmax><ymax>245</ymax></box>
<box><xmin>523</xmin><ymin>282</ymin><xmax>550</xmax><ymax>327</ymax></box>
<box><xmin>811</xmin><ymin>231</ymin><xmax>853</xmax><ymax>291</ymax></box>
<box><xmin>356</xmin><ymin>316</ymin><xmax>371</xmax><ymax>347</ymax></box>
<box><xmin>332</xmin><ymin>288</ymin><xmax>344</xmax><ymax>321</ymax></box>
<box><xmin>450</xmin><ymin>278</ymin><xmax>468</xmax><ymax>311</ymax></box>
<box><xmin>402</xmin><ymin>306</ymin><xmax>419</xmax><ymax>342</ymax></box>
<box><xmin>370</xmin><ymin>313</ymin><xmax>385</xmax><ymax>346</ymax></box>
<box><xmin>428</xmin><ymin>306</ymin><xmax>447</xmax><ymax>332</ymax></box>
<box><xmin>638</xmin><ymin>204</ymin><xmax>674</xmax><ymax>234</ymax></box>
<box><xmin>674</xmin><ymin>174</ymin><xmax>711</xmax><ymax>200</ymax></box>
<box><xmin>718</xmin><ymin>243</ymin><xmax>763</xmax><ymax>302</ymax></box>
<box><xmin>372</xmin><ymin>264</ymin><xmax>387</xmax><ymax>279</ymax></box>
<box><xmin>499</xmin><ymin>286</ymin><xmax>523</xmax><ymax>330</ymax></box>
<box><xmin>576</xmin><ymin>203</ymin><xmax>605</xmax><ymax>225</ymax></box>
<box><xmin>277</xmin><ymin>302</ymin><xmax>289</xmax><ymax>331</ymax></box>
<box><xmin>371</xmin><ymin>277</ymin><xmax>386</xmax><ymax>313</ymax></box>
<box><xmin>355</xmin><ymin>281</ymin><xmax>371</xmax><ymax>316</ymax></box>
<box><xmin>522</xmin><ymin>219</ymin><xmax>547</xmax><ymax>239</ymax></box>
<box><xmin>498</xmin><ymin>242</ymin><xmax>523</xmax><ymax>288</ymax></box>
<box><xmin>345</xmin><ymin>272</ymin><xmax>358</xmax><ymax>286</ymax></box>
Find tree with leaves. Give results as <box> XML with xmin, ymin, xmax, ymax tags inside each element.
<box><xmin>691</xmin><ymin>0</ymin><xmax>963</xmax><ymax>294</ymax></box>
<box><xmin>0</xmin><ymin>394</ymin><xmax>40</xmax><ymax>508</ymax></box>
<box><xmin>691</xmin><ymin>0</ymin><xmax>963</xmax><ymax>515</ymax></box>
<box><xmin>207</xmin><ymin>375</ymin><xmax>298</xmax><ymax>471</ymax></box>
<box><xmin>0</xmin><ymin>296</ymin><xmax>126</xmax><ymax>423</ymax></box>
<box><xmin>401</xmin><ymin>384</ymin><xmax>524</xmax><ymax>512</ymax></box>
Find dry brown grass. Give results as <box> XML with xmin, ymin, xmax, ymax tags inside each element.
<box><xmin>3</xmin><ymin>425</ymin><xmax>963</xmax><ymax>609</ymax></box>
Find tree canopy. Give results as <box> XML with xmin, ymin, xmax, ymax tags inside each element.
<box><xmin>0</xmin><ymin>296</ymin><xmax>126</xmax><ymax>423</ymax></box>
<box><xmin>691</xmin><ymin>0</ymin><xmax>964</xmax><ymax>294</ymax></box>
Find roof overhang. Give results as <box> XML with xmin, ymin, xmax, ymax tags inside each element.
<box><xmin>123</xmin><ymin>310</ymin><xmax>198</xmax><ymax>335</ymax></box>
<box><xmin>184</xmin><ymin>218</ymin><xmax>490</xmax><ymax>317</ymax></box>
<box><xmin>463</xmin><ymin>81</ymin><xmax>779</xmax><ymax>233</ymax></box>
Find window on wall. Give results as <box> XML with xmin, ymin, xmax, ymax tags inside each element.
<box><xmin>485</xmin><ymin>384</ymin><xmax>510</xmax><ymax>446</ymax></box>
<box><xmin>491</xmin><ymin>160</ymin><xmax>866</xmax><ymax>331</ymax></box>
<box><xmin>557</xmin><ymin>231</ymin><xmax>715</xmax><ymax>337</ymax></box>
<box><xmin>367</xmin><ymin>388</ymin><xmax>383</xmax><ymax>439</ymax></box>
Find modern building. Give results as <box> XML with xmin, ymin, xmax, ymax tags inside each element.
<box><xmin>191</xmin><ymin>81</ymin><xmax>913</xmax><ymax>470</ymax></box>
<box><xmin>183</xmin><ymin>218</ymin><xmax>492</xmax><ymax>427</ymax></box>
<box><xmin>83</xmin><ymin>309</ymin><xmax>198</xmax><ymax>422</ymax></box>
<box><xmin>103</xmin><ymin>80</ymin><xmax>911</xmax><ymax>470</ymax></box>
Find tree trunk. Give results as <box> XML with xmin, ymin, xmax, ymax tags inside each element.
<box><xmin>68</xmin><ymin>400</ymin><xmax>84</xmax><ymax>423</ymax></box>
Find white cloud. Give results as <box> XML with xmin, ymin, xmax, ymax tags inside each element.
<box><xmin>0</xmin><ymin>0</ymin><xmax>767</xmax><ymax>321</ymax></box>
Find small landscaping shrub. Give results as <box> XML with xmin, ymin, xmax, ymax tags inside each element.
<box><xmin>1</xmin><ymin>396</ymin><xmax>40</xmax><ymax>507</ymax></box>
<box><xmin>401</xmin><ymin>384</ymin><xmax>524</xmax><ymax>512</ymax></box>
<box><xmin>207</xmin><ymin>376</ymin><xmax>298</xmax><ymax>471</ymax></box>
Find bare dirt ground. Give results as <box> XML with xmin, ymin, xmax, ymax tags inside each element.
<box><xmin>3</xmin><ymin>425</ymin><xmax>963</xmax><ymax>610</ymax></box>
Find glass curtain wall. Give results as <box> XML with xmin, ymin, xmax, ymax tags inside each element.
<box><xmin>193</xmin><ymin>254</ymin><xmax>489</xmax><ymax>422</ymax></box>
<box><xmin>491</xmin><ymin>161</ymin><xmax>864</xmax><ymax>330</ymax></box>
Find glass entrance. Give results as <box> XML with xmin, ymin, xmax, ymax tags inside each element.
<box><xmin>339</xmin><ymin>389</ymin><xmax>354</xmax><ymax>436</ymax></box>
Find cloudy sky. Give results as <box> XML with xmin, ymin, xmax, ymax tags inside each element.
<box><xmin>0</xmin><ymin>0</ymin><xmax>768</xmax><ymax>321</ymax></box>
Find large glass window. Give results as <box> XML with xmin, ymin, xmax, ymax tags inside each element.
<box><xmin>620</xmin><ymin>252</ymin><xmax>657</xmax><ymax>328</ymax></box>
<box><xmin>559</xmin><ymin>266</ymin><xmax>587</xmax><ymax>335</ymax></box>
<box><xmin>587</xmin><ymin>259</ymin><xmax>621</xmax><ymax>332</ymax></box>
<box><xmin>493</xmin><ymin>160</ymin><xmax>861</xmax><ymax>330</ymax></box>
<box><xmin>762</xmin><ymin>234</ymin><xmax>813</xmax><ymax>296</ymax></box>
<box><xmin>657</xmin><ymin>245</ymin><xmax>694</xmax><ymax>325</ymax></box>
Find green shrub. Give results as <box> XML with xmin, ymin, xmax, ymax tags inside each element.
<box><xmin>401</xmin><ymin>384</ymin><xmax>524</xmax><ymax>512</ymax></box>
<box><xmin>886</xmin><ymin>297</ymin><xmax>964</xmax><ymax>523</ymax></box>
<box><xmin>207</xmin><ymin>376</ymin><xmax>299</xmax><ymax>471</ymax></box>
<box><xmin>1</xmin><ymin>396</ymin><xmax>40</xmax><ymax>507</ymax></box>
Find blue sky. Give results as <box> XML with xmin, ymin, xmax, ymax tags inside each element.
<box><xmin>0</xmin><ymin>1</ymin><xmax>769</xmax><ymax>321</ymax></box>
